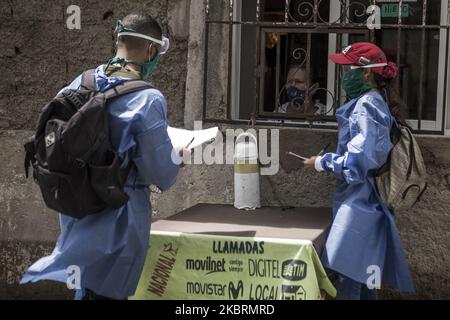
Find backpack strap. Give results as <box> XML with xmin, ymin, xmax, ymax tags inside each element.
<box><xmin>374</xmin><ymin>119</ymin><xmax>399</xmax><ymax>178</ymax></box>
<box><xmin>120</xmin><ymin>152</ymin><xmax>136</xmax><ymax>188</ymax></box>
<box><xmin>79</xmin><ymin>69</ymin><xmax>153</xmax><ymax>95</ymax></box>
<box><xmin>24</xmin><ymin>137</ymin><xmax>36</xmax><ymax>179</ymax></box>
<box><xmin>80</xmin><ymin>69</ymin><xmax>97</xmax><ymax>91</ymax></box>
<box><xmin>102</xmin><ymin>81</ymin><xmax>154</xmax><ymax>186</ymax></box>
<box><xmin>102</xmin><ymin>80</ymin><xmax>154</xmax><ymax>101</ymax></box>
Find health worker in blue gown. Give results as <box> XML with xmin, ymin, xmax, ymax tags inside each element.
<box><xmin>303</xmin><ymin>42</ymin><xmax>414</xmax><ymax>300</ymax></box>
<box><xmin>21</xmin><ymin>14</ymin><xmax>182</xmax><ymax>300</ymax></box>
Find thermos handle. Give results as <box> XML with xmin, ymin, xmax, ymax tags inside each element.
<box><xmin>235</xmin><ymin>132</ymin><xmax>258</xmax><ymax>150</ymax></box>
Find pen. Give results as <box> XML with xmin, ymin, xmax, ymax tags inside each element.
<box><xmin>185</xmin><ymin>137</ymin><xmax>195</xmax><ymax>149</ymax></box>
<box><xmin>317</xmin><ymin>143</ymin><xmax>330</xmax><ymax>157</ymax></box>
<box><xmin>288</xmin><ymin>152</ymin><xmax>309</xmax><ymax>161</ymax></box>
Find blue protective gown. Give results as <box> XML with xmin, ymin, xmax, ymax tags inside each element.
<box><xmin>21</xmin><ymin>66</ymin><xmax>180</xmax><ymax>299</ymax></box>
<box><xmin>320</xmin><ymin>91</ymin><xmax>414</xmax><ymax>293</ymax></box>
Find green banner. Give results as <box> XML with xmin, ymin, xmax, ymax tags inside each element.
<box><xmin>131</xmin><ymin>232</ymin><xmax>336</xmax><ymax>300</ymax></box>
<box><xmin>382</xmin><ymin>4</ymin><xmax>410</xmax><ymax>18</ymax></box>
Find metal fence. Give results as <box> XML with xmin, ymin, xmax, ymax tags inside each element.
<box><xmin>203</xmin><ymin>0</ymin><xmax>450</xmax><ymax>134</ymax></box>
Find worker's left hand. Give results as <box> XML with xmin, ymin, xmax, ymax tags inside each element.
<box><xmin>303</xmin><ymin>156</ymin><xmax>317</xmax><ymax>171</ymax></box>
<box><xmin>178</xmin><ymin>148</ymin><xmax>192</xmax><ymax>168</ymax></box>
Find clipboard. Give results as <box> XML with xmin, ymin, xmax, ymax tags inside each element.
<box><xmin>168</xmin><ymin>127</ymin><xmax>219</xmax><ymax>150</ymax></box>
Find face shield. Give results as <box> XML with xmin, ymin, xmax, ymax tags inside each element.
<box><xmin>339</xmin><ymin>62</ymin><xmax>388</xmax><ymax>79</ymax></box>
<box><xmin>115</xmin><ymin>20</ymin><xmax>170</xmax><ymax>55</ymax></box>
<box><xmin>339</xmin><ymin>65</ymin><xmax>352</xmax><ymax>79</ymax></box>
<box><xmin>108</xmin><ymin>20</ymin><xmax>170</xmax><ymax>80</ymax></box>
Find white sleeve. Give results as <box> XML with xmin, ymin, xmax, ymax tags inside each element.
<box><xmin>315</xmin><ymin>156</ymin><xmax>325</xmax><ymax>172</ymax></box>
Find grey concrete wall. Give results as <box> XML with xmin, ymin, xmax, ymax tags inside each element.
<box><xmin>0</xmin><ymin>131</ymin><xmax>72</xmax><ymax>299</ymax></box>
<box><xmin>0</xmin><ymin>0</ymin><xmax>189</xmax><ymax>129</ymax></box>
<box><xmin>184</xmin><ymin>0</ymin><xmax>205</xmax><ymax>129</ymax></box>
<box><xmin>204</xmin><ymin>0</ymin><xmax>229</xmax><ymax>121</ymax></box>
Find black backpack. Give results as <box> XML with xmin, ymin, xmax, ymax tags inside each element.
<box><xmin>24</xmin><ymin>69</ymin><xmax>153</xmax><ymax>220</ymax></box>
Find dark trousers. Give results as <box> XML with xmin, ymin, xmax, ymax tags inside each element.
<box><xmin>77</xmin><ymin>288</ymin><xmax>127</xmax><ymax>300</ymax></box>
<box><xmin>335</xmin><ymin>274</ymin><xmax>379</xmax><ymax>300</ymax></box>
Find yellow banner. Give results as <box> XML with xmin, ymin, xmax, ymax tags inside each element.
<box><xmin>132</xmin><ymin>232</ymin><xmax>336</xmax><ymax>300</ymax></box>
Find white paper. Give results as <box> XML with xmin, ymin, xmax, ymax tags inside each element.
<box><xmin>168</xmin><ymin>126</ymin><xmax>219</xmax><ymax>150</ymax></box>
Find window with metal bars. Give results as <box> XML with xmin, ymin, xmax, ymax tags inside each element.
<box><xmin>203</xmin><ymin>0</ymin><xmax>450</xmax><ymax>134</ymax></box>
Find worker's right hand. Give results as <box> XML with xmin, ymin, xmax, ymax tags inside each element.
<box><xmin>304</xmin><ymin>156</ymin><xmax>317</xmax><ymax>171</ymax></box>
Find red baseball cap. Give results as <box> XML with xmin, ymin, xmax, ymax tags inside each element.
<box><xmin>329</xmin><ymin>42</ymin><xmax>398</xmax><ymax>78</ymax></box>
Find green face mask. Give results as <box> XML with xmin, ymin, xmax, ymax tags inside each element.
<box><xmin>110</xmin><ymin>20</ymin><xmax>165</xmax><ymax>80</ymax></box>
<box><xmin>137</xmin><ymin>53</ymin><xmax>160</xmax><ymax>80</ymax></box>
<box><xmin>341</xmin><ymin>68</ymin><xmax>375</xmax><ymax>99</ymax></box>
<box><xmin>106</xmin><ymin>54</ymin><xmax>160</xmax><ymax>80</ymax></box>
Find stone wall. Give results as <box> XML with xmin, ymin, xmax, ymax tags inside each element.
<box><xmin>0</xmin><ymin>0</ymin><xmax>189</xmax><ymax>129</ymax></box>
